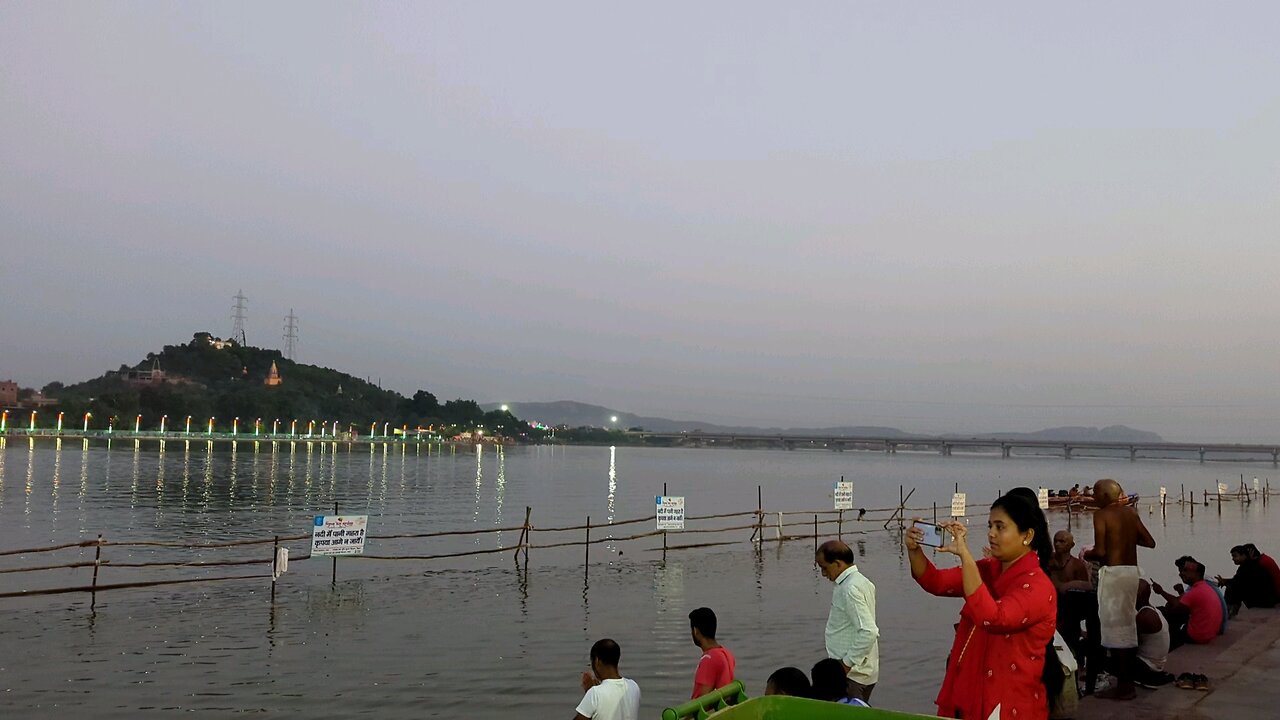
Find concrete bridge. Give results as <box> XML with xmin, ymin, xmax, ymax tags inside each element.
<box><xmin>631</xmin><ymin>431</ymin><xmax>1280</xmax><ymax>465</ymax></box>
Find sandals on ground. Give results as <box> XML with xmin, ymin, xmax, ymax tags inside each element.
<box><xmin>1175</xmin><ymin>673</ymin><xmax>1211</xmax><ymax>691</ymax></box>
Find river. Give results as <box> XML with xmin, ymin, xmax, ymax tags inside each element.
<box><xmin>0</xmin><ymin>438</ymin><xmax>1274</xmax><ymax>718</ymax></box>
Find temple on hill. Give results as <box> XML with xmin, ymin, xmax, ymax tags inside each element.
<box><xmin>264</xmin><ymin>361</ymin><xmax>282</xmax><ymax>386</ymax></box>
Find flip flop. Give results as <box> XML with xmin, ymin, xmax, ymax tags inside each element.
<box><xmin>1175</xmin><ymin>673</ymin><xmax>1196</xmax><ymax>690</ymax></box>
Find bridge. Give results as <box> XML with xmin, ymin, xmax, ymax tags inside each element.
<box><xmin>631</xmin><ymin>431</ymin><xmax>1280</xmax><ymax>465</ymax></box>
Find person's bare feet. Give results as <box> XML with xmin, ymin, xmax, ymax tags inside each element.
<box><xmin>1096</xmin><ymin>685</ymin><xmax>1137</xmax><ymax>701</ymax></box>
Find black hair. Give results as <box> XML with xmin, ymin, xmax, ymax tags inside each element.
<box><xmin>993</xmin><ymin>488</ymin><xmax>1061</xmax><ymax>711</ymax></box>
<box><xmin>816</xmin><ymin>540</ymin><xmax>854</xmax><ymax>565</ymax></box>
<box><xmin>1187</xmin><ymin>560</ymin><xmax>1206</xmax><ymax>579</ymax></box>
<box><xmin>1243</xmin><ymin>543</ymin><xmax>1260</xmax><ymax>558</ymax></box>
<box><xmin>1175</xmin><ymin>555</ymin><xmax>1197</xmax><ymax>570</ymax></box>
<box><xmin>590</xmin><ymin>638</ymin><xmax>621</xmax><ymax>667</ymax></box>
<box><xmin>991</xmin><ymin>489</ymin><xmax>1052</xmax><ymax>571</ymax></box>
<box><xmin>809</xmin><ymin>658</ymin><xmax>849</xmax><ymax>702</ymax></box>
<box><xmin>765</xmin><ymin>667</ymin><xmax>810</xmax><ymax>698</ymax></box>
<box><xmin>688</xmin><ymin>607</ymin><xmax>717</xmax><ymax>639</ymax></box>
<box><xmin>1231</xmin><ymin>545</ymin><xmax>1247</xmax><ymax>556</ymax></box>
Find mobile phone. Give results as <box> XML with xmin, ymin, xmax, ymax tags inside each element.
<box><xmin>914</xmin><ymin>521</ymin><xmax>949</xmax><ymax>548</ymax></box>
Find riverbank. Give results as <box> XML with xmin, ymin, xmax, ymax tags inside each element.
<box><xmin>1078</xmin><ymin>606</ymin><xmax>1280</xmax><ymax>719</ymax></box>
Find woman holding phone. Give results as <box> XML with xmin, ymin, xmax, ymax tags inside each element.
<box><xmin>905</xmin><ymin>490</ymin><xmax>1059</xmax><ymax>719</ymax></box>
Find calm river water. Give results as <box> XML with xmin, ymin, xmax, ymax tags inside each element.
<box><xmin>0</xmin><ymin>438</ymin><xmax>1275</xmax><ymax>718</ymax></box>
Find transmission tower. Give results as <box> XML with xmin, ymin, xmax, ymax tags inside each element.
<box><xmin>231</xmin><ymin>290</ymin><xmax>248</xmax><ymax>345</ymax></box>
<box><xmin>283</xmin><ymin>309</ymin><xmax>299</xmax><ymax>360</ymax></box>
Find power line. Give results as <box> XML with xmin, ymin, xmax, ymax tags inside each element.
<box><xmin>283</xmin><ymin>309</ymin><xmax>299</xmax><ymax>360</ymax></box>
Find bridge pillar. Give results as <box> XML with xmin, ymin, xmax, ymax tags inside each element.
<box><xmin>1063</xmin><ymin>445</ymin><xmax>1073</xmax><ymax>460</ymax></box>
<box><xmin>1199</xmin><ymin>448</ymin><xmax>1205</xmax><ymax>463</ymax></box>
<box><xmin>1129</xmin><ymin>446</ymin><xmax>1137</xmax><ymax>462</ymax></box>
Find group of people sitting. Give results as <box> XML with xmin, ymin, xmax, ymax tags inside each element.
<box><xmin>1052</xmin><ymin>507</ymin><xmax>1280</xmax><ymax>700</ymax></box>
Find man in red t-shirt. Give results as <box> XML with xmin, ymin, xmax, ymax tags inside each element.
<box><xmin>689</xmin><ymin>607</ymin><xmax>736</xmax><ymax>699</ymax></box>
<box><xmin>1245</xmin><ymin>544</ymin><xmax>1280</xmax><ymax>597</ymax></box>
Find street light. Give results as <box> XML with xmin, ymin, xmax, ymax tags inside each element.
<box><xmin>273</xmin><ymin>418</ymin><xmax>280</xmax><ymax>435</ymax></box>
<box><xmin>185</xmin><ymin>416</ymin><xmax>192</xmax><ymax>435</ymax></box>
<box><xmin>383</xmin><ymin>422</ymin><xmax>389</xmax><ymax>437</ymax></box>
<box><xmin>332</xmin><ymin>420</ymin><xmax>339</xmax><ymax>436</ymax></box>
<box><xmin>208</xmin><ymin>417</ymin><xmax>215</xmax><ymax>435</ymax></box>
<box><xmin>369</xmin><ymin>422</ymin><xmax>376</xmax><ymax>438</ymax></box>
<box><xmin>290</xmin><ymin>419</ymin><xmax>297</xmax><ymax>437</ymax></box>
<box><xmin>307</xmin><ymin>420</ymin><xmax>315</xmax><ymax>438</ymax></box>
<box><xmin>134</xmin><ymin>414</ymin><xmax>142</xmax><ymax>433</ymax></box>
<box><xmin>1</xmin><ymin>410</ymin><xmax>8</xmax><ymax>433</ymax></box>
<box><xmin>233</xmin><ymin>417</ymin><xmax>239</xmax><ymax>436</ymax></box>
<box><xmin>255</xmin><ymin>418</ymin><xmax>261</xmax><ymax>437</ymax></box>
<box><xmin>83</xmin><ymin>412</ymin><xmax>92</xmax><ymax>433</ymax></box>
<box><xmin>160</xmin><ymin>415</ymin><xmax>167</xmax><ymax>434</ymax></box>
<box><xmin>500</xmin><ymin>404</ymin><xmax>509</xmax><ymax>412</ymax></box>
<box><xmin>30</xmin><ymin>411</ymin><xmax>37</xmax><ymax>432</ymax></box>
<box><xmin>57</xmin><ymin>411</ymin><xmax>64</xmax><ymax>433</ymax></box>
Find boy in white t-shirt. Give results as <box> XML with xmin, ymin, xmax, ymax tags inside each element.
<box><xmin>574</xmin><ymin>638</ymin><xmax>641</xmax><ymax>720</ymax></box>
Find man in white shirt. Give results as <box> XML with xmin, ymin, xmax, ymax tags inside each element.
<box><xmin>574</xmin><ymin>638</ymin><xmax>641</xmax><ymax>720</ymax></box>
<box><xmin>816</xmin><ymin>539</ymin><xmax>880</xmax><ymax>702</ymax></box>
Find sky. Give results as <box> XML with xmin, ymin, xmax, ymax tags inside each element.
<box><xmin>3</xmin><ymin>2</ymin><xmax>1279</xmax><ymax>442</ymax></box>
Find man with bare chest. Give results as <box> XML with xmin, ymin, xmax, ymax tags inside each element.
<box><xmin>1084</xmin><ymin>478</ymin><xmax>1155</xmax><ymax>700</ymax></box>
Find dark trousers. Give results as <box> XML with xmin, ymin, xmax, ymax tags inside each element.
<box><xmin>845</xmin><ymin>678</ymin><xmax>875</xmax><ymax>703</ymax></box>
<box><xmin>1060</xmin><ymin>590</ymin><xmax>1105</xmax><ymax>692</ymax></box>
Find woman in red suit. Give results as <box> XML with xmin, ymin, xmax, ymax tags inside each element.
<box><xmin>906</xmin><ymin>490</ymin><xmax>1059</xmax><ymax>720</ymax></box>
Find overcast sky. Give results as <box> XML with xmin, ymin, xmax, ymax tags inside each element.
<box><xmin>3</xmin><ymin>3</ymin><xmax>1279</xmax><ymax>441</ymax></box>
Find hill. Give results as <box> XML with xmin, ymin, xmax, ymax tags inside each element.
<box><xmin>46</xmin><ymin>333</ymin><xmax>524</xmax><ymax>434</ymax></box>
<box><xmin>481</xmin><ymin>400</ymin><xmax>1164</xmax><ymax>442</ymax></box>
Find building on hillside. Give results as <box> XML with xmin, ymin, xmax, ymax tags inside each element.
<box><xmin>264</xmin><ymin>361</ymin><xmax>282</xmax><ymax>386</ymax></box>
<box><xmin>0</xmin><ymin>380</ymin><xmax>18</xmax><ymax>407</ymax></box>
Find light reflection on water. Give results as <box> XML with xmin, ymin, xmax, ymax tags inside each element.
<box><xmin>0</xmin><ymin>441</ymin><xmax>1277</xmax><ymax>718</ymax></box>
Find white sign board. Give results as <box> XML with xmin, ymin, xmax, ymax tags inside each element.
<box><xmin>834</xmin><ymin>481</ymin><xmax>854</xmax><ymax>511</ymax></box>
<box><xmin>1254</xmin><ymin>478</ymin><xmax>1261</xmax><ymax>492</ymax></box>
<box><xmin>951</xmin><ymin>492</ymin><xmax>967</xmax><ymax>517</ymax></box>
<box><xmin>311</xmin><ymin>515</ymin><xmax>368</xmax><ymax>556</ymax></box>
<box><xmin>656</xmin><ymin>496</ymin><xmax>685</xmax><ymax>530</ymax></box>
<box><xmin>1217</xmin><ymin>482</ymin><xmax>1228</xmax><ymax>495</ymax></box>
<box><xmin>1037</xmin><ymin>487</ymin><xmax>1050</xmax><ymax>510</ymax></box>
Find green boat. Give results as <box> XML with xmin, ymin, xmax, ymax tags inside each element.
<box><xmin>662</xmin><ymin>682</ymin><xmax>944</xmax><ymax>720</ymax></box>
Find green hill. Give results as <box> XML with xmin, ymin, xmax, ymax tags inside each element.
<box><xmin>46</xmin><ymin>332</ymin><xmax>528</xmax><ymax>436</ymax></box>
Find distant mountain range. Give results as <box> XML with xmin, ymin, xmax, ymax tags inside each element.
<box><xmin>481</xmin><ymin>400</ymin><xmax>1164</xmax><ymax>443</ymax></box>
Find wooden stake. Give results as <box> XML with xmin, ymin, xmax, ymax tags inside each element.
<box><xmin>584</xmin><ymin>516</ymin><xmax>590</xmax><ymax>580</ymax></box>
<box><xmin>90</xmin><ymin>534</ymin><xmax>103</xmax><ymax>610</ymax></box>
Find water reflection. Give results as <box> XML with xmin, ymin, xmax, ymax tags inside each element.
<box><xmin>78</xmin><ymin>439</ymin><xmax>89</xmax><ymax>529</ymax></box>
<box><xmin>606</xmin><ymin>446</ymin><xmax>617</xmax><ymax>549</ymax></box>
<box><xmin>154</xmin><ymin>441</ymin><xmax>166</xmax><ymax>524</ymax></box>
<box><xmin>129</xmin><ymin>439</ymin><xmax>141</xmax><ymax>512</ymax></box>
<box><xmin>51</xmin><ymin>438</ymin><xmax>62</xmax><ymax>529</ymax></box>
<box><xmin>182</xmin><ymin>442</ymin><xmax>191</xmax><ymax>513</ymax></box>
<box><xmin>228</xmin><ymin>441</ymin><xmax>239</xmax><ymax>507</ymax></box>
<box><xmin>473</xmin><ymin>444</ymin><xmax>484</xmax><ymax>529</ymax></box>
<box><xmin>202</xmin><ymin>441</ymin><xmax>214</xmax><ymax>511</ymax></box>
<box><xmin>25</xmin><ymin>438</ymin><xmax>35</xmax><ymax>521</ymax></box>
<box><xmin>495</xmin><ymin>445</ymin><xmax>506</xmax><ymax>548</ymax></box>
